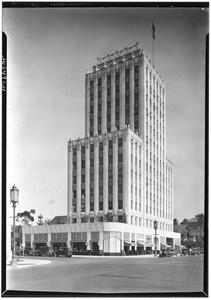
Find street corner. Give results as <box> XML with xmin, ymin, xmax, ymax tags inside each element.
<box><xmin>7</xmin><ymin>258</ymin><xmax>52</xmax><ymax>269</ymax></box>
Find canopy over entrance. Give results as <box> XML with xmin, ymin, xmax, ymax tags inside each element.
<box><xmin>161</xmin><ymin>243</ymin><xmax>172</xmax><ymax>248</ymax></box>
<box><xmin>175</xmin><ymin>244</ymin><xmax>186</xmax><ymax>249</ymax></box>
<box><xmin>137</xmin><ymin>241</ymin><xmax>152</xmax><ymax>247</ymax></box>
<box><xmin>124</xmin><ymin>241</ymin><xmax>136</xmax><ymax>246</ymax></box>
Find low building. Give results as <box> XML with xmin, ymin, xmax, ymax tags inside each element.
<box><xmin>22</xmin><ymin>221</ymin><xmax>180</xmax><ymax>255</ymax></box>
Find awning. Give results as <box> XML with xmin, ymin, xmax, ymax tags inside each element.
<box><xmin>137</xmin><ymin>241</ymin><xmax>151</xmax><ymax>247</ymax></box>
<box><xmin>175</xmin><ymin>244</ymin><xmax>186</xmax><ymax>249</ymax></box>
<box><xmin>124</xmin><ymin>241</ymin><xmax>136</xmax><ymax>246</ymax></box>
<box><xmin>161</xmin><ymin>243</ymin><xmax>172</xmax><ymax>248</ymax></box>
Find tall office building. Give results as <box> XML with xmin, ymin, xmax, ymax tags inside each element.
<box><xmin>23</xmin><ymin>43</ymin><xmax>180</xmax><ymax>255</ymax></box>
<box><xmin>68</xmin><ymin>42</ymin><xmax>173</xmax><ymax>227</ymax></box>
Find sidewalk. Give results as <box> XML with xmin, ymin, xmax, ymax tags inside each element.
<box><xmin>7</xmin><ymin>258</ymin><xmax>52</xmax><ymax>269</ymax></box>
<box><xmin>72</xmin><ymin>254</ymin><xmax>155</xmax><ymax>258</ymax></box>
<box><xmin>7</xmin><ymin>254</ymin><xmax>156</xmax><ymax>269</ymax></box>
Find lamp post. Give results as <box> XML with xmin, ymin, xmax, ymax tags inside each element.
<box><xmin>154</xmin><ymin>220</ymin><xmax>158</xmax><ymax>257</ymax></box>
<box><xmin>10</xmin><ymin>184</ymin><xmax>19</xmax><ymax>267</ymax></box>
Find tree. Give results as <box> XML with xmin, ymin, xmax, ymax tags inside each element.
<box><xmin>181</xmin><ymin>218</ymin><xmax>188</xmax><ymax>225</ymax></box>
<box><xmin>196</xmin><ymin>213</ymin><xmax>204</xmax><ymax>227</ymax></box>
<box><xmin>37</xmin><ymin>213</ymin><xmax>44</xmax><ymax>225</ymax></box>
<box><xmin>196</xmin><ymin>213</ymin><xmax>204</xmax><ymax>247</ymax></box>
<box><xmin>16</xmin><ymin>209</ymin><xmax>36</xmax><ymax>226</ymax></box>
<box><xmin>44</xmin><ymin>218</ymin><xmax>52</xmax><ymax>225</ymax></box>
<box><xmin>173</xmin><ymin>218</ymin><xmax>179</xmax><ymax>225</ymax></box>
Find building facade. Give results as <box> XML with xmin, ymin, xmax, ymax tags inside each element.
<box><xmin>23</xmin><ymin>42</ymin><xmax>180</xmax><ymax>255</ymax></box>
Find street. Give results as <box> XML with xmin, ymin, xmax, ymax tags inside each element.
<box><xmin>6</xmin><ymin>255</ymin><xmax>204</xmax><ymax>295</ymax></box>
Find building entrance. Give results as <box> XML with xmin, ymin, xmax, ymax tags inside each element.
<box><xmin>91</xmin><ymin>242</ymin><xmax>99</xmax><ymax>254</ymax></box>
<box><xmin>52</xmin><ymin>242</ymin><xmax>67</xmax><ymax>251</ymax></box>
<box><xmin>137</xmin><ymin>246</ymin><xmax>144</xmax><ymax>255</ymax></box>
<box><xmin>34</xmin><ymin>243</ymin><xmax>47</xmax><ymax>250</ymax></box>
<box><xmin>72</xmin><ymin>242</ymin><xmax>87</xmax><ymax>254</ymax></box>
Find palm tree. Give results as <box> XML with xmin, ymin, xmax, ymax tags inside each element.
<box><xmin>44</xmin><ymin>218</ymin><xmax>52</xmax><ymax>225</ymax></box>
<box><xmin>37</xmin><ymin>213</ymin><xmax>44</xmax><ymax>225</ymax></box>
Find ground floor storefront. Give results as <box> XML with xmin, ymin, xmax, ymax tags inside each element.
<box><xmin>22</xmin><ymin>222</ymin><xmax>181</xmax><ymax>256</ymax></box>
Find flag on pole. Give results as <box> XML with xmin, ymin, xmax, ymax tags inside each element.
<box><xmin>152</xmin><ymin>19</ymin><xmax>155</xmax><ymax>40</ymax></box>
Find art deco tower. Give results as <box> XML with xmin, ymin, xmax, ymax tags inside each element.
<box><xmin>68</xmin><ymin>42</ymin><xmax>173</xmax><ymax>233</ymax></box>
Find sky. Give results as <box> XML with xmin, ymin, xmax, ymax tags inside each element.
<box><xmin>3</xmin><ymin>5</ymin><xmax>208</xmax><ymax>224</ymax></box>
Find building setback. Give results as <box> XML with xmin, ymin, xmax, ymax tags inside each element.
<box><xmin>23</xmin><ymin>42</ymin><xmax>180</xmax><ymax>255</ymax></box>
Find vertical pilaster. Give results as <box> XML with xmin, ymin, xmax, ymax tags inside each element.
<box><xmin>113</xmin><ymin>134</ymin><xmax>118</xmax><ymax>211</ymax></box>
<box><xmin>31</xmin><ymin>234</ymin><xmax>34</xmax><ymax>249</ymax></box>
<box><xmin>77</xmin><ymin>143</ymin><xmax>81</xmax><ymax>216</ymax></box>
<box><xmin>121</xmin><ymin>231</ymin><xmax>124</xmax><ymax>252</ymax></box>
<box><xmin>47</xmin><ymin>233</ymin><xmax>51</xmax><ymax>247</ymax></box>
<box><xmin>93</xmin><ymin>74</ymin><xmax>98</xmax><ymax>135</ymax></box>
<box><xmin>119</xmin><ymin>65</ymin><xmax>125</xmax><ymax>130</ymax></box>
<box><xmin>123</xmin><ymin>130</ymin><xmax>129</xmax><ymax>211</ymax></box>
<box><xmin>94</xmin><ymin>139</ymin><xmax>99</xmax><ymax>213</ymax></box>
<box><xmin>129</xmin><ymin>62</ymin><xmax>134</xmax><ymax>130</ymax></box>
<box><xmin>163</xmin><ymin>87</ymin><xmax>167</xmax><ymax>220</ymax></box>
<box><xmin>103</xmin><ymin>137</ymin><xmax>108</xmax><ymax>211</ymax></box>
<box><xmin>87</xmin><ymin>231</ymin><xmax>91</xmax><ymax>251</ymax></box>
<box><xmin>68</xmin><ymin>231</ymin><xmax>71</xmax><ymax>247</ymax></box>
<box><xmin>99</xmin><ymin>230</ymin><xmax>104</xmax><ymax>251</ymax></box>
<box><xmin>85</xmin><ymin>141</ymin><xmax>90</xmax><ymax>213</ymax></box>
<box><xmin>102</xmin><ymin>72</ymin><xmax>107</xmax><ymax>134</ymax></box>
<box><xmin>171</xmin><ymin>166</ymin><xmax>174</xmax><ymax>225</ymax></box>
<box><xmin>111</xmin><ymin>68</ymin><xmax>115</xmax><ymax>131</ymax></box>
<box><xmin>140</xmin><ymin>55</ymin><xmax>145</xmax><ymax>139</ymax></box>
<box><xmin>67</xmin><ymin>142</ymin><xmax>72</xmax><ymax>223</ymax></box>
<box><xmin>127</xmin><ymin>133</ymin><xmax>131</xmax><ymax>216</ymax></box>
<box><xmin>85</xmin><ymin>74</ymin><xmax>90</xmax><ymax>137</ymax></box>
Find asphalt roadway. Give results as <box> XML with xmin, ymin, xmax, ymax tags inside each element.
<box><xmin>6</xmin><ymin>254</ymin><xmax>204</xmax><ymax>296</ymax></box>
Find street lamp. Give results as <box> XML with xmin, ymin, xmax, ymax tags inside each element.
<box><xmin>10</xmin><ymin>184</ymin><xmax>19</xmax><ymax>267</ymax></box>
<box><xmin>154</xmin><ymin>220</ymin><xmax>158</xmax><ymax>257</ymax></box>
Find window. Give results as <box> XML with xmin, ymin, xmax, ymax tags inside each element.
<box><xmin>131</xmin><ymin>216</ymin><xmax>133</xmax><ymax>225</ymax></box>
<box><xmin>139</xmin><ymin>218</ymin><xmax>142</xmax><ymax>226</ymax></box>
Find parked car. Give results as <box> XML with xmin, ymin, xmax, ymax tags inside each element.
<box><xmin>54</xmin><ymin>247</ymin><xmax>72</xmax><ymax>257</ymax></box>
<box><xmin>181</xmin><ymin>248</ymin><xmax>189</xmax><ymax>256</ymax></box>
<box><xmin>190</xmin><ymin>248</ymin><xmax>200</xmax><ymax>255</ymax></box>
<box><xmin>16</xmin><ymin>248</ymin><xmax>32</xmax><ymax>256</ymax></box>
<box><xmin>36</xmin><ymin>246</ymin><xmax>54</xmax><ymax>257</ymax></box>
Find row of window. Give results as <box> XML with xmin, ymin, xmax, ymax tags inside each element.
<box><xmin>146</xmin><ymin>66</ymin><xmax>165</xmax><ymax>95</ymax></box>
<box><xmin>71</xmin><ymin>214</ymin><xmax>173</xmax><ymax>231</ymax></box>
<box><xmin>89</xmin><ymin>65</ymin><xmax>141</xmax><ymax>137</ymax></box>
<box><xmin>118</xmin><ymin>138</ymin><xmax>123</xmax><ymax>209</ymax></box>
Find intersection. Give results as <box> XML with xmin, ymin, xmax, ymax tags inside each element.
<box><xmin>6</xmin><ymin>254</ymin><xmax>204</xmax><ymax>295</ymax></box>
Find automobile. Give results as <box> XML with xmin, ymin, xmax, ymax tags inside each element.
<box><xmin>190</xmin><ymin>248</ymin><xmax>200</xmax><ymax>255</ymax></box>
<box><xmin>181</xmin><ymin>248</ymin><xmax>189</xmax><ymax>256</ymax></box>
<box><xmin>53</xmin><ymin>247</ymin><xmax>72</xmax><ymax>257</ymax></box>
<box><xmin>36</xmin><ymin>246</ymin><xmax>54</xmax><ymax>257</ymax></box>
<box><xmin>16</xmin><ymin>248</ymin><xmax>32</xmax><ymax>256</ymax></box>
